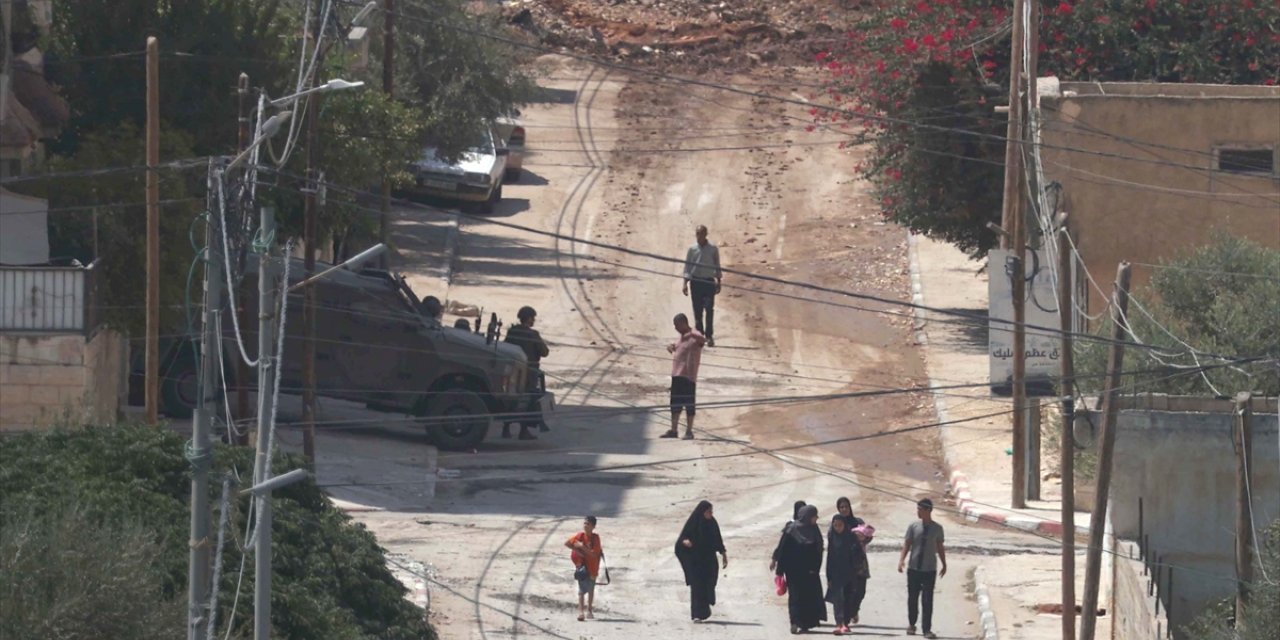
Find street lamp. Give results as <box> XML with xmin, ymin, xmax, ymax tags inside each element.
<box><xmin>269</xmin><ymin>78</ymin><xmax>365</xmax><ymax>108</ymax></box>
<box><xmin>225</xmin><ymin>110</ymin><xmax>292</xmax><ymax>171</ymax></box>
<box><xmin>287</xmin><ymin>243</ymin><xmax>388</xmax><ymax>293</ymax></box>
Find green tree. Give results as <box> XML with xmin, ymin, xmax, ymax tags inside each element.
<box><xmin>1075</xmin><ymin>236</ymin><xmax>1280</xmax><ymax>396</ymax></box>
<box><xmin>820</xmin><ymin>0</ymin><xmax>1280</xmax><ymax>258</ymax></box>
<box><xmin>35</xmin><ymin>123</ymin><xmax>203</xmax><ymax>336</ymax></box>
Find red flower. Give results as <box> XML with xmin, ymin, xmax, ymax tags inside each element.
<box><xmin>1056</xmin><ymin>2</ymin><xmax>1073</xmax><ymax>16</ymax></box>
<box><xmin>903</xmin><ymin>38</ymin><xmax>920</xmax><ymax>53</ymax></box>
<box><xmin>922</xmin><ymin>34</ymin><xmax>938</xmax><ymax>47</ymax></box>
<box><xmin>891</xmin><ymin>17</ymin><xmax>908</xmax><ymax>30</ymax></box>
<box><xmin>982</xmin><ymin>59</ymin><xmax>997</xmax><ymax>70</ymax></box>
<box><xmin>816</xmin><ymin>51</ymin><xmax>829</xmax><ymax>61</ymax></box>
<box><xmin>941</xmin><ymin>28</ymin><xmax>955</xmax><ymax>42</ymax></box>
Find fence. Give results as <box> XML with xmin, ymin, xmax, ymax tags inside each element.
<box><xmin>0</xmin><ymin>260</ymin><xmax>100</xmax><ymax>333</ymax></box>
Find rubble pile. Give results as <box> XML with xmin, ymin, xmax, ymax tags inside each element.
<box><xmin>496</xmin><ymin>0</ymin><xmax>870</xmax><ymax>70</ymax></box>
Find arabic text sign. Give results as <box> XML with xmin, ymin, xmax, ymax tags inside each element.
<box><xmin>988</xmin><ymin>249</ymin><xmax>1062</xmax><ymax>397</ymax></box>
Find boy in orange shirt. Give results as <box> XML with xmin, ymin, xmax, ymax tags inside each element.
<box><xmin>564</xmin><ymin>515</ymin><xmax>603</xmax><ymax>621</ymax></box>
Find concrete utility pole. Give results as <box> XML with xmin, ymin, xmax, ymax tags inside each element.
<box><xmin>145</xmin><ymin>36</ymin><xmax>161</xmax><ymax>424</ymax></box>
<box><xmin>301</xmin><ymin>0</ymin><xmax>324</xmax><ymax>463</ymax></box>
<box><xmin>1079</xmin><ymin>262</ymin><xmax>1131</xmax><ymax>640</ymax></box>
<box><xmin>999</xmin><ymin>0</ymin><xmax>1028</xmax><ymax>509</ymax></box>
<box><xmin>235</xmin><ymin>72</ymin><xmax>252</xmax><ymax>444</ymax></box>
<box><xmin>1234</xmin><ymin>391</ymin><xmax>1254</xmax><ymax>628</ymax></box>
<box><xmin>1023</xmin><ymin>0</ymin><xmax>1042</xmax><ymax>507</ymax></box>
<box><xmin>1056</xmin><ymin>215</ymin><xmax>1076</xmax><ymax>640</ymax></box>
<box><xmin>252</xmin><ymin>206</ymin><xmax>278</xmax><ymax>640</ymax></box>
<box><xmin>379</xmin><ymin>0</ymin><xmax>395</xmax><ymax>268</ymax></box>
<box><xmin>185</xmin><ymin>162</ymin><xmax>223</xmax><ymax>640</ymax></box>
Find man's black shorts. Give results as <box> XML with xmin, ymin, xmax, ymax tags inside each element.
<box><xmin>670</xmin><ymin>376</ymin><xmax>696</xmax><ymax>415</ymax></box>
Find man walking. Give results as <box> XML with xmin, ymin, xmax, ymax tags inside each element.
<box><xmin>897</xmin><ymin>498</ymin><xmax>947</xmax><ymax>638</ymax></box>
<box><xmin>682</xmin><ymin>225</ymin><xmax>722</xmax><ymax>347</ymax></box>
<box><xmin>661</xmin><ymin>313</ymin><xmax>705</xmax><ymax>440</ymax></box>
<box><xmin>503</xmin><ymin>305</ymin><xmax>550</xmax><ymax>439</ymax></box>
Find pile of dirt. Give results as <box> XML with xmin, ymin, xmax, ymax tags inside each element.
<box><xmin>497</xmin><ymin>0</ymin><xmax>869</xmax><ymax>70</ymax></box>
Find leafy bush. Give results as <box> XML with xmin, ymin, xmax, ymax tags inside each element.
<box><xmin>1074</xmin><ymin>236</ymin><xmax>1280</xmax><ymax>397</ymax></box>
<box><xmin>0</xmin><ymin>425</ymin><xmax>434</xmax><ymax>640</ymax></box>
<box><xmin>0</xmin><ymin>507</ymin><xmax>185</xmax><ymax>640</ymax></box>
<box><xmin>819</xmin><ymin>0</ymin><xmax>1280</xmax><ymax>258</ymax></box>
<box><xmin>1184</xmin><ymin>519</ymin><xmax>1280</xmax><ymax>640</ymax></box>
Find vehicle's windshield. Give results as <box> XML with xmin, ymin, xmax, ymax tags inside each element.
<box><xmin>466</xmin><ymin>129</ymin><xmax>494</xmax><ymax>154</ymax></box>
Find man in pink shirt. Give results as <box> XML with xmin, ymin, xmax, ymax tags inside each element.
<box><xmin>662</xmin><ymin>313</ymin><xmax>706</xmax><ymax>440</ymax></box>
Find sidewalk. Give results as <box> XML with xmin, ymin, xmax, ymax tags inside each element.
<box><xmin>908</xmin><ymin>234</ymin><xmax>1106</xmax><ymax>639</ymax></box>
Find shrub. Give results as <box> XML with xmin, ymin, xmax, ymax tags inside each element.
<box><xmin>0</xmin><ymin>424</ymin><xmax>434</xmax><ymax>640</ymax></box>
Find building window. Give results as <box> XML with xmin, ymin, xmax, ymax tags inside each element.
<box><xmin>1216</xmin><ymin>147</ymin><xmax>1276</xmax><ymax>176</ymax></box>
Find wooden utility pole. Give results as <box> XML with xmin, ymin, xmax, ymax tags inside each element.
<box><xmin>145</xmin><ymin>36</ymin><xmax>161</xmax><ymax>424</ymax></box>
<box><xmin>1078</xmin><ymin>262</ymin><xmax>1131</xmax><ymax>640</ymax></box>
<box><xmin>379</xmin><ymin>0</ymin><xmax>395</xmax><ymax>268</ymax></box>
<box><xmin>235</xmin><ymin>71</ymin><xmax>251</xmax><ymax>444</ymax></box>
<box><xmin>1000</xmin><ymin>0</ymin><xmax>1028</xmax><ymax>509</ymax></box>
<box><xmin>1057</xmin><ymin>216</ymin><xmax>1076</xmax><ymax>640</ymax></box>
<box><xmin>1234</xmin><ymin>391</ymin><xmax>1255</xmax><ymax>628</ymax></box>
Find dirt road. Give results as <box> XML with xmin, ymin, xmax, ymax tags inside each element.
<box><xmin>350</xmin><ymin>56</ymin><xmax>1056</xmax><ymax>639</ymax></box>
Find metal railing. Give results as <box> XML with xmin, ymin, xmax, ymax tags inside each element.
<box><xmin>0</xmin><ymin>259</ymin><xmax>101</xmax><ymax>334</ymax></box>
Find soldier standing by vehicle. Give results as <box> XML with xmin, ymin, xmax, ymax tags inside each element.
<box><xmin>503</xmin><ymin>305</ymin><xmax>550</xmax><ymax>440</ymax></box>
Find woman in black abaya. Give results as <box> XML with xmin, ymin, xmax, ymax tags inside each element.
<box><xmin>675</xmin><ymin>500</ymin><xmax>728</xmax><ymax>622</ymax></box>
<box><xmin>774</xmin><ymin>504</ymin><xmax>827</xmax><ymax>634</ymax></box>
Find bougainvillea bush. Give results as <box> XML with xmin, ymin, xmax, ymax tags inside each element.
<box><xmin>819</xmin><ymin>0</ymin><xmax>1280</xmax><ymax>257</ymax></box>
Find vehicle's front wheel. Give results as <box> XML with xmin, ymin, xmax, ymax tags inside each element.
<box><xmin>477</xmin><ymin>183</ymin><xmax>502</xmax><ymax>214</ymax></box>
<box><xmin>161</xmin><ymin>354</ymin><xmax>199</xmax><ymax>418</ymax></box>
<box><xmin>424</xmin><ymin>389</ymin><xmax>490</xmax><ymax>450</ymax></box>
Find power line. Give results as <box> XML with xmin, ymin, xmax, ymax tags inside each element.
<box><xmin>254</xmin><ymin>168</ymin><xmax>1267</xmax><ymax>363</ymax></box>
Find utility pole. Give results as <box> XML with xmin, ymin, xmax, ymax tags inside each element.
<box><xmin>145</xmin><ymin>36</ymin><xmax>161</xmax><ymax>424</ymax></box>
<box><xmin>252</xmin><ymin>206</ymin><xmax>278</xmax><ymax>640</ymax></box>
<box><xmin>379</xmin><ymin>0</ymin><xmax>395</xmax><ymax>268</ymax></box>
<box><xmin>1234</xmin><ymin>391</ymin><xmax>1255</xmax><ymax>628</ymax></box>
<box><xmin>301</xmin><ymin>0</ymin><xmax>324</xmax><ymax>463</ymax></box>
<box><xmin>1057</xmin><ymin>216</ymin><xmax>1076</xmax><ymax>640</ymax></box>
<box><xmin>1079</xmin><ymin>262</ymin><xmax>1131</xmax><ymax>640</ymax></box>
<box><xmin>185</xmin><ymin>162</ymin><xmax>223</xmax><ymax>640</ymax></box>
<box><xmin>301</xmin><ymin>91</ymin><xmax>321</xmax><ymax>464</ymax></box>
<box><xmin>999</xmin><ymin>0</ymin><xmax>1028</xmax><ymax>509</ymax></box>
<box><xmin>235</xmin><ymin>72</ymin><xmax>252</xmax><ymax>444</ymax></box>
<box><xmin>1024</xmin><ymin>0</ymin><xmax>1042</xmax><ymax>505</ymax></box>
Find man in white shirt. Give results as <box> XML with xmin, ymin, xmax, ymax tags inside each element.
<box><xmin>682</xmin><ymin>225</ymin><xmax>722</xmax><ymax>347</ymax></box>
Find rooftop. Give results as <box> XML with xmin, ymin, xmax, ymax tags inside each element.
<box><xmin>1039</xmin><ymin>78</ymin><xmax>1280</xmax><ymax>100</ymax></box>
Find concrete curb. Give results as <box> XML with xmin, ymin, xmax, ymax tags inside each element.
<box><xmin>973</xmin><ymin>566</ymin><xmax>999</xmax><ymax>640</ymax></box>
<box><xmin>906</xmin><ymin>233</ymin><xmax>1087</xmax><ymax>539</ymax></box>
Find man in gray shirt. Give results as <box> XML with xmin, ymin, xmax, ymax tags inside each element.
<box><xmin>898</xmin><ymin>498</ymin><xmax>947</xmax><ymax>638</ymax></box>
<box><xmin>682</xmin><ymin>225</ymin><xmax>722</xmax><ymax>347</ymax></box>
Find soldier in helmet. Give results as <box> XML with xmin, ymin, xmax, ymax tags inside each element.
<box><xmin>502</xmin><ymin>305</ymin><xmax>550</xmax><ymax>440</ymax></box>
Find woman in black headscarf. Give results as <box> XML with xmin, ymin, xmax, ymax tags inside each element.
<box><xmin>774</xmin><ymin>504</ymin><xmax>827</xmax><ymax>634</ymax></box>
<box><xmin>825</xmin><ymin>514</ymin><xmax>870</xmax><ymax>633</ymax></box>
<box><xmin>770</xmin><ymin>500</ymin><xmax>807</xmax><ymax>572</ymax></box>
<box><xmin>675</xmin><ymin>500</ymin><xmax>728</xmax><ymax>622</ymax></box>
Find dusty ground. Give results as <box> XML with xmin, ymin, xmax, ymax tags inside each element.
<box><xmin>332</xmin><ymin>55</ymin><xmax>1058</xmax><ymax>640</ymax></box>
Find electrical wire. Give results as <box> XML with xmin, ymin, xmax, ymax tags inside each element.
<box><xmin>255</xmin><ymin>169</ymin><xmax>1265</xmax><ymax>363</ymax></box>
<box><xmin>0</xmin><ymin>157</ymin><xmax>210</xmax><ymax>185</ymax></box>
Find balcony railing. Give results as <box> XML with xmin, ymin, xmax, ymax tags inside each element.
<box><xmin>0</xmin><ymin>260</ymin><xmax>101</xmax><ymax>334</ymax></box>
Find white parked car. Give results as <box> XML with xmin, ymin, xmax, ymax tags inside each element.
<box><xmin>409</xmin><ymin>125</ymin><xmax>508</xmax><ymax>213</ymax></box>
<box><xmin>495</xmin><ymin>116</ymin><xmax>525</xmax><ymax>182</ymax></box>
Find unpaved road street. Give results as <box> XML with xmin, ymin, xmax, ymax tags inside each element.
<box><xmin>349</xmin><ymin>56</ymin><xmax>1056</xmax><ymax>639</ymax></box>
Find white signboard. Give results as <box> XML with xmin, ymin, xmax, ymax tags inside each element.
<box><xmin>988</xmin><ymin>249</ymin><xmax>1062</xmax><ymax>396</ymax></box>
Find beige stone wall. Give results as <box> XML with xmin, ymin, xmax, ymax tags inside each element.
<box><xmin>1041</xmin><ymin>86</ymin><xmax>1280</xmax><ymax>314</ymax></box>
<box><xmin>1112</xmin><ymin>540</ymin><xmax>1171</xmax><ymax>640</ymax></box>
<box><xmin>0</xmin><ymin>329</ymin><xmax>125</xmax><ymax>429</ymax></box>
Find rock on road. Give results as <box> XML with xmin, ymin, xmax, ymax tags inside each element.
<box><xmin>350</xmin><ymin>56</ymin><xmax>1054</xmax><ymax>640</ymax></box>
